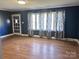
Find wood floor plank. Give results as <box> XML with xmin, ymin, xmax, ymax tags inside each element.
<box><xmin>2</xmin><ymin>35</ymin><xmax>79</xmax><ymax>59</ymax></box>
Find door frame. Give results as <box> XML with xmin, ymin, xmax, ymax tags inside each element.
<box><xmin>12</xmin><ymin>14</ymin><xmax>22</xmax><ymax>35</ymax></box>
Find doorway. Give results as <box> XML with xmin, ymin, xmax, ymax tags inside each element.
<box><xmin>12</xmin><ymin>14</ymin><xmax>21</xmax><ymax>35</ymax></box>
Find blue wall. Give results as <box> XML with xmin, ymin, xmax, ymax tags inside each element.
<box><xmin>77</xmin><ymin>7</ymin><xmax>79</xmax><ymax>38</ymax></box>
<box><xmin>0</xmin><ymin>11</ymin><xmax>12</xmax><ymax>36</ymax></box>
<box><xmin>17</xmin><ymin>6</ymin><xmax>79</xmax><ymax>39</ymax></box>
<box><xmin>20</xmin><ymin>12</ymin><xmax>28</xmax><ymax>34</ymax></box>
<box><xmin>1</xmin><ymin>6</ymin><xmax>79</xmax><ymax>39</ymax></box>
<box><xmin>64</xmin><ymin>7</ymin><xmax>79</xmax><ymax>38</ymax></box>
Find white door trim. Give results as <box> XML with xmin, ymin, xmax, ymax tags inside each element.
<box><xmin>12</xmin><ymin>14</ymin><xmax>22</xmax><ymax>35</ymax></box>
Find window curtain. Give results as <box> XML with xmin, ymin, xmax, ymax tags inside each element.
<box><xmin>46</xmin><ymin>12</ymin><xmax>52</xmax><ymax>38</ymax></box>
<box><xmin>28</xmin><ymin>13</ymin><xmax>34</xmax><ymax>36</ymax></box>
<box><xmin>46</xmin><ymin>12</ymin><xmax>57</xmax><ymax>38</ymax></box>
<box><xmin>57</xmin><ymin>11</ymin><xmax>65</xmax><ymax>38</ymax></box>
<box><xmin>39</xmin><ymin>12</ymin><xmax>48</xmax><ymax>37</ymax></box>
<box><xmin>39</xmin><ymin>13</ymin><xmax>44</xmax><ymax>37</ymax></box>
<box><xmin>27</xmin><ymin>10</ymin><xmax>65</xmax><ymax>38</ymax></box>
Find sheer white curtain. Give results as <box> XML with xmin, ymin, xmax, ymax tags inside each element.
<box><xmin>56</xmin><ymin>11</ymin><xmax>65</xmax><ymax>38</ymax></box>
<box><xmin>28</xmin><ymin>13</ymin><xmax>34</xmax><ymax>36</ymax></box>
<box><xmin>39</xmin><ymin>12</ymin><xmax>47</xmax><ymax>37</ymax></box>
<box><xmin>46</xmin><ymin>12</ymin><xmax>57</xmax><ymax>38</ymax></box>
<box><xmin>27</xmin><ymin>11</ymin><xmax>65</xmax><ymax>38</ymax></box>
<box><xmin>46</xmin><ymin>12</ymin><xmax>52</xmax><ymax>38</ymax></box>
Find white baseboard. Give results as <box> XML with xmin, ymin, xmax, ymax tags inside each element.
<box><xmin>63</xmin><ymin>38</ymin><xmax>79</xmax><ymax>44</ymax></box>
<box><xmin>20</xmin><ymin>34</ymin><xmax>79</xmax><ymax>44</ymax></box>
<box><xmin>21</xmin><ymin>34</ymin><xmax>29</xmax><ymax>36</ymax></box>
<box><xmin>33</xmin><ymin>35</ymin><xmax>40</xmax><ymax>37</ymax></box>
<box><xmin>0</xmin><ymin>34</ymin><xmax>14</xmax><ymax>39</ymax></box>
<box><xmin>74</xmin><ymin>39</ymin><xmax>79</xmax><ymax>44</ymax></box>
<box><xmin>0</xmin><ymin>33</ymin><xmax>79</xmax><ymax>44</ymax></box>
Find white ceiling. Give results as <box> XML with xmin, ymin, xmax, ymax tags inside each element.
<box><xmin>0</xmin><ymin>0</ymin><xmax>79</xmax><ymax>11</ymax></box>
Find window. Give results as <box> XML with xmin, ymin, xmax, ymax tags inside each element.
<box><xmin>57</xmin><ymin>11</ymin><xmax>64</xmax><ymax>31</ymax></box>
<box><xmin>29</xmin><ymin>11</ymin><xmax>64</xmax><ymax>31</ymax></box>
<box><xmin>31</xmin><ymin>13</ymin><xmax>47</xmax><ymax>30</ymax></box>
<box><xmin>31</xmin><ymin>13</ymin><xmax>40</xmax><ymax>30</ymax></box>
<box><xmin>31</xmin><ymin>13</ymin><xmax>35</xmax><ymax>30</ymax></box>
<box><xmin>51</xmin><ymin>12</ymin><xmax>56</xmax><ymax>31</ymax></box>
<box><xmin>36</xmin><ymin>13</ymin><xmax>40</xmax><ymax>30</ymax></box>
<box><xmin>51</xmin><ymin>13</ymin><xmax>54</xmax><ymax>31</ymax></box>
<box><xmin>43</xmin><ymin>13</ymin><xmax>47</xmax><ymax>30</ymax></box>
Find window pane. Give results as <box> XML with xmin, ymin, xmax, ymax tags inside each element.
<box><xmin>36</xmin><ymin>13</ymin><xmax>40</xmax><ymax>30</ymax></box>
<box><xmin>44</xmin><ymin>13</ymin><xmax>47</xmax><ymax>30</ymax></box>
<box><xmin>15</xmin><ymin>19</ymin><xmax>18</xmax><ymax>24</ymax></box>
<box><xmin>51</xmin><ymin>12</ymin><xmax>56</xmax><ymax>31</ymax></box>
<box><xmin>57</xmin><ymin>12</ymin><xmax>63</xmax><ymax>31</ymax></box>
<box><xmin>51</xmin><ymin>13</ymin><xmax>54</xmax><ymax>31</ymax></box>
<box><xmin>30</xmin><ymin>12</ymin><xmax>64</xmax><ymax>31</ymax></box>
<box><xmin>32</xmin><ymin>14</ymin><xmax>35</xmax><ymax>30</ymax></box>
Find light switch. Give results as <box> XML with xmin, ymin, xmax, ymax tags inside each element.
<box><xmin>7</xmin><ymin>19</ymin><xmax>10</xmax><ymax>24</ymax></box>
<box><xmin>22</xmin><ymin>22</ymin><xmax>24</xmax><ymax>24</ymax></box>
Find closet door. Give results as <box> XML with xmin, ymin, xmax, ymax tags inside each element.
<box><xmin>12</xmin><ymin>14</ymin><xmax>21</xmax><ymax>34</ymax></box>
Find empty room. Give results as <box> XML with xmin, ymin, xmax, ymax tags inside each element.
<box><xmin>0</xmin><ymin>0</ymin><xmax>79</xmax><ymax>59</ymax></box>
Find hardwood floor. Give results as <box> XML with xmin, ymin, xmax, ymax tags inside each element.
<box><xmin>2</xmin><ymin>35</ymin><xmax>79</xmax><ymax>59</ymax></box>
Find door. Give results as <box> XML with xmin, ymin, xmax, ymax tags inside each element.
<box><xmin>12</xmin><ymin>14</ymin><xmax>21</xmax><ymax>35</ymax></box>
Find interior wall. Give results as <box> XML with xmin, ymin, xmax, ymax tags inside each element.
<box><xmin>20</xmin><ymin>12</ymin><xmax>28</xmax><ymax>34</ymax></box>
<box><xmin>64</xmin><ymin>6</ymin><xmax>78</xmax><ymax>38</ymax></box>
<box><xmin>0</xmin><ymin>11</ymin><xmax>12</xmax><ymax>36</ymax></box>
<box><xmin>4</xmin><ymin>6</ymin><xmax>79</xmax><ymax>38</ymax></box>
<box><xmin>1</xmin><ymin>6</ymin><xmax>79</xmax><ymax>39</ymax></box>
<box><xmin>17</xmin><ymin>6</ymin><xmax>79</xmax><ymax>39</ymax></box>
<box><xmin>77</xmin><ymin>7</ymin><xmax>79</xmax><ymax>38</ymax></box>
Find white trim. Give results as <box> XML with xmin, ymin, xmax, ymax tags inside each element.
<box><xmin>0</xmin><ymin>34</ymin><xmax>14</xmax><ymax>38</ymax></box>
<box><xmin>62</xmin><ymin>38</ymin><xmax>79</xmax><ymax>44</ymax></box>
<box><xmin>12</xmin><ymin>14</ymin><xmax>21</xmax><ymax>16</ymax></box>
<box><xmin>19</xmin><ymin>14</ymin><xmax>22</xmax><ymax>34</ymax></box>
<box><xmin>13</xmin><ymin>33</ymin><xmax>21</xmax><ymax>35</ymax></box>
<box><xmin>20</xmin><ymin>34</ymin><xmax>79</xmax><ymax>44</ymax></box>
<box><xmin>51</xmin><ymin>37</ymin><xmax>56</xmax><ymax>39</ymax></box>
<box><xmin>0</xmin><ymin>33</ymin><xmax>79</xmax><ymax>44</ymax></box>
<box><xmin>20</xmin><ymin>34</ymin><xmax>29</xmax><ymax>36</ymax></box>
<box><xmin>12</xmin><ymin>14</ymin><xmax>22</xmax><ymax>35</ymax></box>
<box><xmin>12</xmin><ymin>15</ymin><xmax>14</xmax><ymax>33</ymax></box>
<box><xmin>73</xmin><ymin>39</ymin><xmax>79</xmax><ymax>44</ymax></box>
<box><xmin>33</xmin><ymin>35</ymin><xmax>40</xmax><ymax>38</ymax></box>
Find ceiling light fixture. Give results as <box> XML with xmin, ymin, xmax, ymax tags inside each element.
<box><xmin>17</xmin><ymin>0</ymin><xmax>26</xmax><ymax>5</ymax></box>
